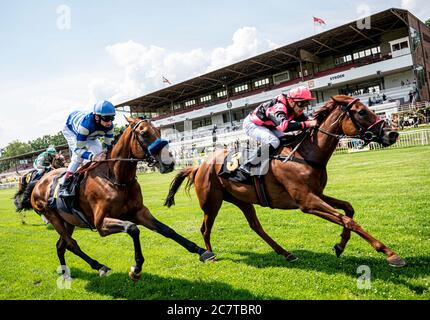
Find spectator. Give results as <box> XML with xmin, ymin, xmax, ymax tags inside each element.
<box><xmin>382</xmin><ymin>93</ymin><xmax>387</xmax><ymax>101</ymax></box>
<box><xmin>401</xmin><ymin>80</ymin><xmax>405</xmax><ymax>87</ymax></box>
<box><xmin>409</xmin><ymin>91</ymin><xmax>413</xmax><ymax>104</ymax></box>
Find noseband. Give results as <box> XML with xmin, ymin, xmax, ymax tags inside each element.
<box><xmin>131</xmin><ymin>120</ymin><xmax>168</xmax><ymax>166</ymax></box>
<box><xmin>318</xmin><ymin>98</ymin><xmax>385</xmax><ymax>142</ymax></box>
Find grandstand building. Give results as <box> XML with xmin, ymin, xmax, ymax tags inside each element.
<box><xmin>116</xmin><ymin>8</ymin><xmax>430</xmax><ymax>141</ymax></box>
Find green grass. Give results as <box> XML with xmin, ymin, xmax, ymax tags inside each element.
<box><xmin>0</xmin><ymin>146</ymin><xmax>429</xmax><ymax>300</ymax></box>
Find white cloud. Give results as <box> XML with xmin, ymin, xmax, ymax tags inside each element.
<box><xmin>98</xmin><ymin>26</ymin><xmax>276</xmax><ymax>103</ymax></box>
<box><xmin>401</xmin><ymin>0</ymin><xmax>430</xmax><ymax>20</ymax></box>
<box><xmin>1</xmin><ymin>26</ymin><xmax>276</xmax><ymax>148</ymax></box>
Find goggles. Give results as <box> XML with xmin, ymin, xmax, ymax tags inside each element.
<box><xmin>100</xmin><ymin>115</ymin><xmax>115</xmax><ymax>122</ymax></box>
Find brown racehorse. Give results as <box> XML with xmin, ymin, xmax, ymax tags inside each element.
<box><xmin>14</xmin><ymin>152</ymin><xmax>66</xmax><ymax>213</ymax></box>
<box><xmin>164</xmin><ymin>95</ymin><xmax>406</xmax><ymax>267</ymax></box>
<box><xmin>31</xmin><ymin>117</ymin><xmax>214</xmax><ymax>282</ymax></box>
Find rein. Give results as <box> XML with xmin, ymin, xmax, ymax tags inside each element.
<box><xmin>317</xmin><ymin>98</ymin><xmax>385</xmax><ymax>142</ymax></box>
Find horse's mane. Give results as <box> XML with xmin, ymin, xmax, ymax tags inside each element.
<box><xmin>313</xmin><ymin>95</ymin><xmax>352</xmax><ymax>124</ymax></box>
<box><xmin>313</xmin><ymin>100</ymin><xmax>337</xmax><ymax>123</ymax></box>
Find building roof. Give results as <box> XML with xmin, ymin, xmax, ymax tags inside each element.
<box><xmin>116</xmin><ymin>8</ymin><xmax>411</xmax><ymax>113</ymax></box>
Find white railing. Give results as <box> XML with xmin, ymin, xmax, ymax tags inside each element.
<box><xmin>163</xmin><ymin>129</ymin><xmax>430</xmax><ymax>171</ymax></box>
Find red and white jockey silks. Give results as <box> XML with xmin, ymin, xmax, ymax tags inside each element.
<box><xmin>249</xmin><ymin>94</ymin><xmax>310</xmax><ymax>132</ymax></box>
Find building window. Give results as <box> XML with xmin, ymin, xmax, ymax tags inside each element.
<box><xmin>217</xmin><ymin>90</ymin><xmax>227</xmax><ymax>98</ymax></box>
<box><xmin>392</xmin><ymin>41</ymin><xmax>409</xmax><ymax>52</ymax></box>
<box><xmin>234</xmin><ymin>84</ymin><xmax>249</xmax><ymax>93</ymax></box>
<box><xmin>335</xmin><ymin>54</ymin><xmax>352</xmax><ymax>65</ymax></box>
<box><xmin>273</xmin><ymin>71</ymin><xmax>290</xmax><ymax>84</ymax></box>
<box><xmin>200</xmin><ymin>95</ymin><xmax>212</xmax><ymax>103</ymax></box>
<box><xmin>254</xmin><ymin>78</ymin><xmax>269</xmax><ymax>88</ymax></box>
<box><xmin>352</xmin><ymin>46</ymin><xmax>380</xmax><ymax>61</ymax></box>
<box><xmin>184</xmin><ymin>99</ymin><xmax>196</xmax><ymax>107</ymax></box>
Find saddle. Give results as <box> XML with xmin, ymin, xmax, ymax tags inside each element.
<box><xmin>217</xmin><ymin>132</ymin><xmax>310</xmax><ymax>208</ymax></box>
<box><xmin>218</xmin><ymin>149</ymin><xmax>272</xmax><ymax>208</ymax></box>
<box><xmin>48</xmin><ymin>172</ymin><xmax>94</xmax><ymax>229</ymax></box>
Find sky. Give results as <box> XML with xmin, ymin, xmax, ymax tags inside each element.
<box><xmin>1</xmin><ymin>0</ymin><xmax>429</xmax><ymax>149</ymax></box>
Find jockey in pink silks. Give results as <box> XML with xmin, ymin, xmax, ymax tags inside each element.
<box><xmin>239</xmin><ymin>86</ymin><xmax>318</xmax><ymax>175</ymax></box>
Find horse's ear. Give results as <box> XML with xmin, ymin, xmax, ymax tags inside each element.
<box><xmin>124</xmin><ymin>115</ymin><xmax>134</xmax><ymax>124</ymax></box>
<box><xmin>331</xmin><ymin>96</ymin><xmax>341</xmax><ymax>104</ymax></box>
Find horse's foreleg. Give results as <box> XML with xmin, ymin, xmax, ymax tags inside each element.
<box><xmin>320</xmin><ymin>195</ymin><xmax>355</xmax><ymax>257</ymax></box>
<box><xmin>130</xmin><ymin>205</ymin><xmax>215</xmax><ymax>262</ymax></box>
<box><xmin>300</xmin><ymin>194</ymin><xmax>405</xmax><ymax>267</ymax></box>
<box><xmin>96</xmin><ymin>217</ymin><xmax>144</xmax><ymax>281</ymax></box>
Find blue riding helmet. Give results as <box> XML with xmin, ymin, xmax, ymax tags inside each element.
<box><xmin>93</xmin><ymin>100</ymin><xmax>116</xmax><ymax>116</ymax></box>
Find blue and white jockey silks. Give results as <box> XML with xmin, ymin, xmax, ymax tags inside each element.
<box><xmin>62</xmin><ymin>111</ymin><xmax>114</xmax><ymax>173</ymax></box>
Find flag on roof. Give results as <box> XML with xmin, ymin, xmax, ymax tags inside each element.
<box><xmin>162</xmin><ymin>76</ymin><xmax>172</xmax><ymax>85</ymax></box>
<box><xmin>313</xmin><ymin>16</ymin><xmax>326</xmax><ymax>25</ymax></box>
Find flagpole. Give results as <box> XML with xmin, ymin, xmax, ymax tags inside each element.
<box><xmin>312</xmin><ymin>15</ymin><xmax>315</xmax><ymax>35</ymax></box>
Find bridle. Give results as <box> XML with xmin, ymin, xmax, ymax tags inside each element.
<box><xmin>92</xmin><ymin>119</ymin><xmax>169</xmax><ymax>167</ymax></box>
<box><xmin>317</xmin><ymin>98</ymin><xmax>385</xmax><ymax>143</ymax></box>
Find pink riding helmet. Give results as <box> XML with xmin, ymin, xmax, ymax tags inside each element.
<box><xmin>287</xmin><ymin>86</ymin><xmax>316</xmax><ymax>101</ymax></box>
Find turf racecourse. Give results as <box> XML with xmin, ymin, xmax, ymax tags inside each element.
<box><xmin>0</xmin><ymin>146</ymin><xmax>429</xmax><ymax>300</ymax></box>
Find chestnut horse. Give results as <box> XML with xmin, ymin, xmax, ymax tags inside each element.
<box><xmin>165</xmin><ymin>96</ymin><xmax>406</xmax><ymax>267</ymax></box>
<box><xmin>31</xmin><ymin>117</ymin><xmax>214</xmax><ymax>282</ymax></box>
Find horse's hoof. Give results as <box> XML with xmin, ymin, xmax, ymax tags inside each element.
<box><xmin>128</xmin><ymin>266</ymin><xmax>141</xmax><ymax>282</ymax></box>
<box><xmin>333</xmin><ymin>244</ymin><xmax>344</xmax><ymax>258</ymax></box>
<box><xmin>387</xmin><ymin>255</ymin><xmax>406</xmax><ymax>268</ymax></box>
<box><xmin>285</xmin><ymin>253</ymin><xmax>298</xmax><ymax>262</ymax></box>
<box><xmin>200</xmin><ymin>250</ymin><xmax>216</xmax><ymax>262</ymax></box>
<box><xmin>98</xmin><ymin>266</ymin><xmax>112</xmax><ymax>277</ymax></box>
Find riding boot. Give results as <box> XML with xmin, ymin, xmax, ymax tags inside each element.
<box><xmin>58</xmin><ymin>174</ymin><xmax>74</xmax><ymax>198</ymax></box>
<box><xmin>239</xmin><ymin>144</ymin><xmax>276</xmax><ymax>176</ymax></box>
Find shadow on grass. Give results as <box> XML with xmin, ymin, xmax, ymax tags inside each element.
<box><xmin>70</xmin><ymin>269</ymin><xmax>276</xmax><ymax>300</ymax></box>
<box><xmin>227</xmin><ymin>249</ymin><xmax>430</xmax><ymax>295</ymax></box>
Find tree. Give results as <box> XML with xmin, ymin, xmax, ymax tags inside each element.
<box><xmin>426</xmin><ymin>19</ymin><xmax>430</xmax><ymax>28</ymax></box>
<box><xmin>0</xmin><ymin>140</ymin><xmax>33</xmax><ymax>158</ymax></box>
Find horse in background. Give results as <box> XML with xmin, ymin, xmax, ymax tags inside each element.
<box><xmin>165</xmin><ymin>96</ymin><xmax>406</xmax><ymax>267</ymax></box>
<box><xmin>31</xmin><ymin>117</ymin><xmax>214</xmax><ymax>282</ymax></box>
<box><xmin>14</xmin><ymin>152</ymin><xmax>66</xmax><ymax>222</ymax></box>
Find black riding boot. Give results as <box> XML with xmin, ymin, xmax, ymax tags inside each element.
<box><xmin>58</xmin><ymin>175</ymin><xmax>74</xmax><ymax>198</ymax></box>
<box><xmin>239</xmin><ymin>144</ymin><xmax>276</xmax><ymax>176</ymax></box>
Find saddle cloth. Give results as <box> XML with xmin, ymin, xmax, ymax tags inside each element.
<box><xmin>48</xmin><ymin>172</ymin><xmax>94</xmax><ymax>229</ymax></box>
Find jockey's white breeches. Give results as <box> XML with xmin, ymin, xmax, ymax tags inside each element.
<box><xmin>243</xmin><ymin>115</ymin><xmax>284</xmax><ymax>149</ymax></box>
<box><xmin>62</xmin><ymin>125</ymin><xmax>103</xmax><ymax>173</ymax></box>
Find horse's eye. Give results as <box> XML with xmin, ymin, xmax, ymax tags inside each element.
<box><xmin>358</xmin><ymin>110</ymin><xmax>367</xmax><ymax>117</ymax></box>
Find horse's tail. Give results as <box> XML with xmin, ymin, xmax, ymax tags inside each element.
<box><xmin>13</xmin><ymin>177</ymin><xmax>37</xmax><ymax>212</ymax></box>
<box><xmin>164</xmin><ymin>167</ymin><xmax>198</xmax><ymax>208</ymax></box>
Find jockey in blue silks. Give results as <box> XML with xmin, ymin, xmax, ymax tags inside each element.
<box><xmin>59</xmin><ymin>100</ymin><xmax>115</xmax><ymax>198</ymax></box>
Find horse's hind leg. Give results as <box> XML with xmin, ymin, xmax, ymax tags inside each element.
<box><xmin>56</xmin><ymin>222</ymin><xmax>75</xmax><ymax>277</ymax></box>
<box><xmin>225</xmin><ymin>196</ymin><xmax>298</xmax><ymax>262</ymax></box>
<box><xmin>48</xmin><ymin>212</ymin><xmax>110</xmax><ymax>276</ymax></box>
<box><xmin>321</xmin><ymin>194</ymin><xmax>355</xmax><ymax>257</ymax></box>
